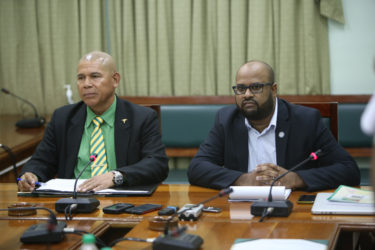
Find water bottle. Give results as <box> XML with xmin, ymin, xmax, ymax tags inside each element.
<box><xmin>80</xmin><ymin>234</ymin><xmax>98</xmax><ymax>250</ymax></box>
<box><xmin>64</xmin><ymin>84</ymin><xmax>74</xmax><ymax>104</ymax></box>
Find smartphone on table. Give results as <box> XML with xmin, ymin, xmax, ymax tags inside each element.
<box><xmin>297</xmin><ymin>194</ymin><xmax>316</xmax><ymax>204</ymax></box>
<box><xmin>103</xmin><ymin>203</ymin><xmax>134</xmax><ymax>214</ymax></box>
<box><xmin>124</xmin><ymin>204</ymin><xmax>162</xmax><ymax>215</ymax></box>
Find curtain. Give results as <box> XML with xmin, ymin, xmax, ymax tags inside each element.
<box><xmin>0</xmin><ymin>0</ymin><xmax>344</xmax><ymax>116</ymax></box>
<box><xmin>0</xmin><ymin>0</ymin><xmax>343</xmax><ymax>171</ymax></box>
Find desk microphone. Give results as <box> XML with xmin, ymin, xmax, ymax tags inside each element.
<box><xmin>0</xmin><ymin>143</ymin><xmax>18</xmax><ymax>183</ymax></box>
<box><xmin>152</xmin><ymin>188</ymin><xmax>233</xmax><ymax>250</ymax></box>
<box><xmin>0</xmin><ymin>206</ymin><xmax>66</xmax><ymax>243</ymax></box>
<box><xmin>251</xmin><ymin>149</ymin><xmax>322</xmax><ymax>221</ymax></box>
<box><xmin>1</xmin><ymin>88</ymin><xmax>45</xmax><ymax>128</ymax></box>
<box><xmin>55</xmin><ymin>154</ymin><xmax>100</xmax><ymax>214</ymax></box>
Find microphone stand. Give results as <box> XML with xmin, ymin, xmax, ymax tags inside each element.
<box><xmin>72</xmin><ymin>154</ymin><xmax>96</xmax><ymax>200</ymax></box>
<box><xmin>0</xmin><ymin>144</ymin><xmax>18</xmax><ymax>183</ymax></box>
<box><xmin>251</xmin><ymin>149</ymin><xmax>322</xmax><ymax>221</ymax></box>
<box><xmin>0</xmin><ymin>207</ymin><xmax>66</xmax><ymax>243</ymax></box>
<box><xmin>1</xmin><ymin>88</ymin><xmax>45</xmax><ymax>128</ymax></box>
<box><xmin>55</xmin><ymin>154</ymin><xmax>100</xmax><ymax>215</ymax></box>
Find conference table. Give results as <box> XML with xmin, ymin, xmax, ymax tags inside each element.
<box><xmin>0</xmin><ymin>183</ymin><xmax>374</xmax><ymax>250</ymax></box>
<box><xmin>0</xmin><ymin>115</ymin><xmax>46</xmax><ymax>182</ymax></box>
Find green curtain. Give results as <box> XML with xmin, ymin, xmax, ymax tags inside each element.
<box><xmin>0</xmin><ymin>0</ymin><xmax>344</xmax><ymax>116</ymax></box>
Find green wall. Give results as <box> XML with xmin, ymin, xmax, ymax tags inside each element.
<box><xmin>329</xmin><ymin>0</ymin><xmax>375</xmax><ymax>94</ymax></box>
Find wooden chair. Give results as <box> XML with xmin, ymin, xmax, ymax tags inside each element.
<box><xmin>142</xmin><ymin>104</ymin><xmax>161</xmax><ymax>129</ymax></box>
<box><xmin>125</xmin><ymin>97</ymin><xmax>339</xmax><ymax>157</ymax></box>
<box><xmin>295</xmin><ymin>102</ymin><xmax>338</xmax><ymax>141</ymax></box>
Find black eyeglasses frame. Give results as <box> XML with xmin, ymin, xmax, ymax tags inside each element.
<box><xmin>232</xmin><ymin>82</ymin><xmax>274</xmax><ymax>95</ymax></box>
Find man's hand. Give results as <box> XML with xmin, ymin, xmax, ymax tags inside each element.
<box><xmin>233</xmin><ymin>172</ymin><xmax>261</xmax><ymax>186</ymax></box>
<box><xmin>233</xmin><ymin>163</ymin><xmax>306</xmax><ymax>189</ymax></box>
<box><xmin>18</xmin><ymin>172</ymin><xmax>38</xmax><ymax>192</ymax></box>
<box><xmin>252</xmin><ymin>163</ymin><xmax>282</xmax><ymax>186</ymax></box>
<box><xmin>77</xmin><ymin>172</ymin><xmax>114</xmax><ymax>192</ymax></box>
<box><xmin>255</xmin><ymin>163</ymin><xmax>306</xmax><ymax>189</ymax></box>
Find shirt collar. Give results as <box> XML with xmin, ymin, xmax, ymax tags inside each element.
<box><xmin>85</xmin><ymin>96</ymin><xmax>117</xmax><ymax>128</ymax></box>
<box><xmin>245</xmin><ymin>97</ymin><xmax>278</xmax><ymax>133</ymax></box>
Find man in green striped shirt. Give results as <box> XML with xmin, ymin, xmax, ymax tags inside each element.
<box><xmin>18</xmin><ymin>51</ymin><xmax>168</xmax><ymax>192</ymax></box>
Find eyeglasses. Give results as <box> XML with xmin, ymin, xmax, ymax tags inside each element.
<box><xmin>232</xmin><ymin>82</ymin><xmax>274</xmax><ymax>95</ymax></box>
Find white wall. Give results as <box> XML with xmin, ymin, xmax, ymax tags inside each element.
<box><xmin>329</xmin><ymin>0</ymin><xmax>375</xmax><ymax>94</ymax></box>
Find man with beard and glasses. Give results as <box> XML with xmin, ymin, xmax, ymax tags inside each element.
<box><xmin>188</xmin><ymin>60</ymin><xmax>360</xmax><ymax>191</ymax></box>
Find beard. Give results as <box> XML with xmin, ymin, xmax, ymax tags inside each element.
<box><xmin>236</xmin><ymin>92</ymin><xmax>275</xmax><ymax>121</ymax></box>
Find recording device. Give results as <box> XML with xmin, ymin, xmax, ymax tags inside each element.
<box><xmin>1</xmin><ymin>88</ymin><xmax>45</xmax><ymax>128</ymax></box>
<box><xmin>158</xmin><ymin>206</ymin><xmax>179</xmax><ymax>216</ymax></box>
<box><xmin>0</xmin><ymin>206</ymin><xmax>66</xmax><ymax>243</ymax></box>
<box><xmin>0</xmin><ymin>143</ymin><xmax>18</xmax><ymax>183</ymax></box>
<box><xmin>251</xmin><ymin>149</ymin><xmax>322</xmax><ymax>220</ymax></box>
<box><xmin>153</xmin><ymin>187</ymin><xmax>234</xmax><ymax>250</ymax></box>
<box><xmin>177</xmin><ymin>188</ymin><xmax>233</xmax><ymax>222</ymax></box>
<box><xmin>55</xmin><ymin>154</ymin><xmax>100</xmax><ymax>213</ymax></box>
<box><xmin>103</xmin><ymin>203</ymin><xmax>134</xmax><ymax>214</ymax></box>
<box><xmin>178</xmin><ymin>204</ymin><xmax>204</xmax><ymax>221</ymax></box>
<box><xmin>124</xmin><ymin>204</ymin><xmax>162</xmax><ymax>215</ymax></box>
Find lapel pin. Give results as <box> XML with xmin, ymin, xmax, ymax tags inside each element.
<box><xmin>278</xmin><ymin>131</ymin><xmax>285</xmax><ymax>138</ymax></box>
<box><xmin>121</xmin><ymin>119</ymin><xmax>127</xmax><ymax>124</ymax></box>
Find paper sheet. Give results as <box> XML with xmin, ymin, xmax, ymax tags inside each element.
<box><xmin>36</xmin><ymin>178</ymin><xmax>150</xmax><ymax>194</ymax></box>
<box><xmin>37</xmin><ymin>179</ymin><xmax>84</xmax><ymax>192</ymax></box>
<box><xmin>228</xmin><ymin>186</ymin><xmax>291</xmax><ymax>201</ymax></box>
<box><xmin>231</xmin><ymin>239</ymin><xmax>327</xmax><ymax>250</ymax></box>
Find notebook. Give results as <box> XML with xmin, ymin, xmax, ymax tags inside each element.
<box><xmin>18</xmin><ymin>179</ymin><xmax>159</xmax><ymax>197</ymax></box>
<box><xmin>311</xmin><ymin>193</ymin><xmax>375</xmax><ymax>215</ymax></box>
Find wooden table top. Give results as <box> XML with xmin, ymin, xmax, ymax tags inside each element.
<box><xmin>0</xmin><ymin>183</ymin><xmax>373</xmax><ymax>249</ymax></box>
<box><xmin>0</xmin><ymin>115</ymin><xmax>46</xmax><ymax>179</ymax></box>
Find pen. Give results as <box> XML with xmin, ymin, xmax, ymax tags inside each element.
<box><xmin>17</xmin><ymin>178</ymin><xmax>41</xmax><ymax>187</ymax></box>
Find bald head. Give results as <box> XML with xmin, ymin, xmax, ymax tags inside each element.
<box><xmin>236</xmin><ymin>60</ymin><xmax>274</xmax><ymax>83</ymax></box>
<box><xmin>79</xmin><ymin>51</ymin><xmax>117</xmax><ymax>74</ymax></box>
<box><xmin>76</xmin><ymin>51</ymin><xmax>120</xmax><ymax>115</ymax></box>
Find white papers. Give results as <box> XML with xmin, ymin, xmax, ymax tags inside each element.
<box><xmin>228</xmin><ymin>186</ymin><xmax>291</xmax><ymax>202</ymax></box>
<box><xmin>231</xmin><ymin>239</ymin><xmax>327</xmax><ymax>250</ymax></box>
<box><xmin>37</xmin><ymin>179</ymin><xmax>84</xmax><ymax>192</ymax></box>
<box><xmin>229</xmin><ymin>203</ymin><xmax>255</xmax><ymax>220</ymax></box>
<box><xmin>36</xmin><ymin>178</ymin><xmax>152</xmax><ymax>194</ymax></box>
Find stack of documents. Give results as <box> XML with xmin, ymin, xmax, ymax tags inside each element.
<box><xmin>24</xmin><ymin>178</ymin><xmax>158</xmax><ymax>197</ymax></box>
<box><xmin>231</xmin><ymin>239</ymin><xmax>328</xmax><ymax>250</ymax></box>
<box><xmin>228</xmin><ymin>186</ymin><xmax>291</xmax><ymax>202</ymax></box>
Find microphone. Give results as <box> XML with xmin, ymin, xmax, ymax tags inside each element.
<box><xmin>55</xmin><ymin>154</ymin><xmax>100</xmax><ymax>214</ymax></box>
<box><xmin>152</xmin><ymin>188</ymin><xmax>233</xmax><ymax>250</ymax></box>
<box><xmin>1</xmin><ymin>88</ymin><xmax>45</xmax><ymax>128</ymax></box>
<box><xmin>0</xmin><ymin>206</ymin><xmax>66</xmax><ymax>243</ymax></box>
<box><xmin>197</xmin><ymin>187</ymin><xmax>234</xmax><ymax>205</ymax></box>
<box><xmin>0</xmin><ymin>143</ymin><xmax>18</xmax><ymax>183</ymax></box>
<box><xmin>251</xmin><ymin>149</ymin><xmax>322</xmax><ymax>220</ymax></box>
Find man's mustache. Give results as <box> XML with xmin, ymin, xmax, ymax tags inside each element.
<box><xmin>241</xmin><ymin>99</ymin><xmax>258</xmax><ymax>108</ymax></box>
